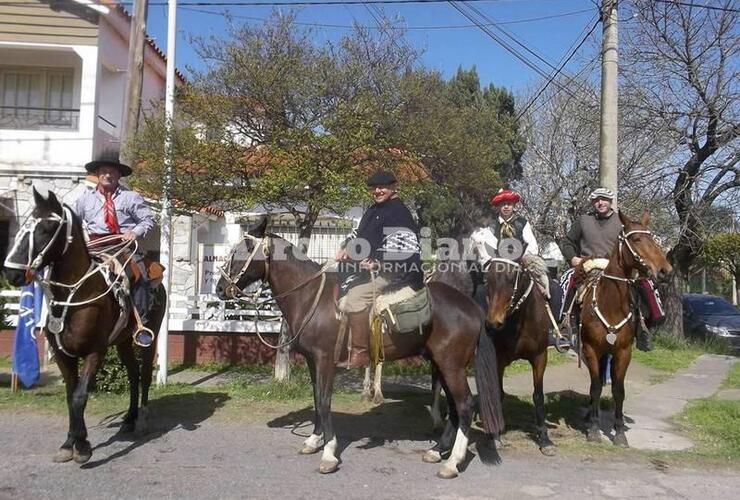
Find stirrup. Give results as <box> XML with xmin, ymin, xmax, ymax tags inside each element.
<box><xmin>133</xmin><ymin>326</ymin><xmax>155</xmax><ymax>348</ymax></box>
<box><xmin>554</xmin><ymin>333</ymin><xmax>571</xmax><ymax>353</ymax></box>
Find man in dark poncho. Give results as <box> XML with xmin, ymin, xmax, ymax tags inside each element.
<box><xmin>335</xmin><ymin>170</ymin><xmax>423</xmax><ymax>366</ymax></box>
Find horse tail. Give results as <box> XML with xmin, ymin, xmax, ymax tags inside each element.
<box><xmin>474</xmin><ymin>321</ymin><xmax>505</xmax><ymax>437</ymax></box>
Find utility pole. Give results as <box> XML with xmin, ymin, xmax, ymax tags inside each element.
<box><xmin>599</xmin><ymin>0</ymin><xmax>619</xmax><ymax>208</ymax></box>
<box><xmin>121</xmin><ymin>0</ymin><xmax>148</xmax><ymax>165</ymax></box>
<box><xmin>157</xmin><ymin>0</ymin><xmax>177</xmax><ymax>386</ymax></box>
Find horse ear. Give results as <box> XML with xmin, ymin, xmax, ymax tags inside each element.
<box><xmin>32</xmin><ymin>183</ymin><xmax>50</xmax><ymax>207</ymax></box>
<box><xmin>618</xmin><ymin>209</ymin><xmax>631</xmax><ymax>227</ymax></box>
<box><xmin>249</xmin><ymin>216</ymin><xmax>268</xmax><ymax>237</ymax></box>
<box><xmin>640</xmin><ymin>211</ymin><xmax>650</xmax><ymax>227</ymax></box>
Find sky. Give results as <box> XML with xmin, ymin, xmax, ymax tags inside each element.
<box><xmin>143</xmin><ymin>0</ymin><xmax>602</xmax><ymax>97</ymax></box>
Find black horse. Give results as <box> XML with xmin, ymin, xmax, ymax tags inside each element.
<box><xmin>2</xmin><ymin>187</ymin><xmax>166</xmax><ymax>464</ymax></box>
<box><xmin>216</xmin><ymin>217</ymin><xmax>504</xmax><ymax>478</ymax></box>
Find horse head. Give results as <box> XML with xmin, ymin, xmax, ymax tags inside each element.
<box><xmin>3</xmin><ymin>185</ymin><xmax>75</xmax><ymax>287</ymax></box>
<box><xmin>215</xmin><ymin>216</ymin><xmax>271</xmax><ymax>300</ymax></box>
<box><xmin>485</xmin><ymin>257</ymin><xmax>529</xmax><ymax>330</ymax></box>
<box><xmin>617</xmin><ymin>210</ymin><xmax>672</xmax><ymax>283</ymax></box>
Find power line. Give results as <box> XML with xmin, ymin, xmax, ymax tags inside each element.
<box><xmin>446</xmin><ymin>1</ymin><xmax>578</xmax><ymax>99</ymax></box>
<box><xmin>0</xmin><ymin>0</ymin><xmax>567</xmax><ymax>7</ymax></box>
<box><xmin>516</xmin><ymin>16</ymin><xmax>601</xmax><ymax>120</ymax></box>
<box><xmin>177</xmin><ymin>6</ymin><xmax>594</xmax><ymax>30</ymax></box>
<box><xmin>652</xmin><ymin>0</ymin><xmax>739</xmax><ymax>14</ymax></box>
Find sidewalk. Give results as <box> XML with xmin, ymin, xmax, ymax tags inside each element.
<box><xmin>502</xmin><ymin>353</ymin><xmax>737</xmax><ymax>451</ymax></box>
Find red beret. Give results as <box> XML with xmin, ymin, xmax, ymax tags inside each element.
<box><xmin>490</xmin><ymin>189</ymin><xmax>521</xmax><ymax>205</ymax></box>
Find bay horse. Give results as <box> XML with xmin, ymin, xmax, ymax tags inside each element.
<box><xmin>484</xmin><ymin>255</ymin><xmax>556</xmax><ymax>455</ymax></box>
<box><xmin>216</xmin><ymin>217</ymin><xmax>504</xmax><ymax>478</ymax></box>
<box><xmin>2</xmin><ymin>186</ymin><xmax>166</xmax><ymax>464</ymax></box>
<box><xmin>578</xmin><ymin>211</ymin><xmax>671</xmax><ymax>446</ymax></box>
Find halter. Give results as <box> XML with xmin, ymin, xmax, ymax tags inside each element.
<box><xmin>488</xmin><ymin>257</ymin><xmax>534</xmax><ymax>315</ymax></box>
<box><xmin>4</xmin><ymin>207</ymin><xmax>74</xmax><ymax>276</ymax></box>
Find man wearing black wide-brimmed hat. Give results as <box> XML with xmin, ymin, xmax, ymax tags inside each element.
<box><xmin>334</xmin><ymin>170</ymin><xmax>423</xmax><ymax>367</ymax></box>
<box><xmin>74</xmin><ymin>149</ymin><xmax>156</xmax><ymax>346</ymax></box>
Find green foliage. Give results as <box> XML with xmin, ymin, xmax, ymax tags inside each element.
<box><xmin>701</xmin><ymin>232</ymin><xmax>740</xmax><ymax>275</ymax></box>
<box><xmin>92</xmin><ymin>348</ymin><xmax>131</xmax><ymax>394</ymax></box>
<box><xmin>131</xmin><ymin>13</ymin><xmax>524</xmax><ymax>241</ymax></box>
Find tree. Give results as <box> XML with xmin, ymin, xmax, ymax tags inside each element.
<box><xmin>700</xmin><ymin>232</ymin><xmax>740</xmax><ymax>304</ymax></box>
<box><xmin>621</xmin><ymin>0</ymin><xmax>739</xmax><ymax>337</ymax></box>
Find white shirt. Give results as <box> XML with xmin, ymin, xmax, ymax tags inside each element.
<box><xmin>470</xmin><ymin>216</ymin><xmax>539</xmax><ymax>265</ymax></box>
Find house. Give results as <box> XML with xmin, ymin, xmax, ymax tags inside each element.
<box><xmin>0</xmin><ymin>0</ymin><xmax>183</xmax><ymax>257</ymax></box>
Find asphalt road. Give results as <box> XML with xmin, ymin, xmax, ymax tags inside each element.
<box><xmin>0</xmin><ymin>409</ymin><xmax>737</xmax><ymax>500</ymax></box>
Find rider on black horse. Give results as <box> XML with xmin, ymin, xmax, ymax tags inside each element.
<box><xmin>74</xmin><ymin>150</ymin><xmax>156</xmax><ymax>346</ymax></box>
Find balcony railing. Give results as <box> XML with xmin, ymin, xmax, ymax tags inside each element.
<box><xmin>0</xmin><ymin>106</ymin><xmax>80</xmax><ymax>130</ymax></box>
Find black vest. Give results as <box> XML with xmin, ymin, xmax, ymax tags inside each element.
<box><xmin>490</xmin><ymin>215</ymin><xmax>527</xmax><ymax>243</ymax></box>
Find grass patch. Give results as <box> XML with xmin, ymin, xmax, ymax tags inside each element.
<box><xmin>722</xmin><ymin>362</ymin><xmax>740</xmax><ymax>390</ymax></box>
<box><xmin>675</xmin><ymin>398</ymin><xmax>740</xmax><ymax>460</ymax></box>
<box><xmin>0</xmin><ymin>356</ymin><xmax>10</xmax><ymax>369</ymax></box>
<box><xmin>631</xmin><ymin>334</ymin><xmax>723</xmax><ymax>374</ymax></box>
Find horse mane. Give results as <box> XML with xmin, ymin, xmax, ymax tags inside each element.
<box><xmin>520</xmin><ymin>254</ymin><xmax>547</xmax><ymax>277</ymax></box>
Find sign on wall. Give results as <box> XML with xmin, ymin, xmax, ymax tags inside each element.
<box><xmin>198</xmin><ymin>244</ymin><xmax>232</xmax><ymax>295</ymax></box>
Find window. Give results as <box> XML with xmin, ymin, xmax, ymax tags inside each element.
<box><xmin>0</xmin><ymin>67</ymin><xmax>77</xmax><ymax>130</ymax></box>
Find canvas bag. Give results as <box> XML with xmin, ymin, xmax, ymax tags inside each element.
<box><xmin>378</xmin><ymin>287</ymin><xmax>432</xmax><ymax>334</ymax></box>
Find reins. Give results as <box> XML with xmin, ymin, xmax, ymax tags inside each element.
<box><xmin>219</xmin><ymin>234</ymin><xmax>331</xmax><ymax>350</ymax></box>
<box><xmin>488</xmin><ymin>258</ymin><xmax>534</xmax><ymax>315</ymax></box>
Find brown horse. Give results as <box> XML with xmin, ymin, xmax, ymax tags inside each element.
<box><xmin>216</xmin><ymin>217</ymin><xmax>504</xmax><ymax>478</ymax></box>
<box><xmin>484</xmin><ymin>255</ymin><xmax>556</xmax><ymax>455</ymax></box>
<box><xmin>2</xmin><ymin>187</ymin><xmax>166</xmax><ymax>464</ymax></box>
<box><xmin>578</xmin><ymin>211</ymin><xmax>671</xmax><ymax>446</ymax></box>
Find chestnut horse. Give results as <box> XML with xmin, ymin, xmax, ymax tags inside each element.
<box><xmin>578</xmin><ymin>211</ymin><xmax>671</xmax><ymax>446</ymax></box>
<box><xmin>2</xmin><ymin>187</ymin><xmax>166</xmax><ymax>464</ymax></box>
<box><xmin>484</xmin><ymin>256</ymin><xmax>555</xmax><ymax>455</ymax></box>
<box><xmin>216</xmin><ymin>217</ymin><xmax>504</xmax><ymax>478</ymax></box>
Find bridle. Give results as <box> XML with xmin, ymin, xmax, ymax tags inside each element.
<box><xmin>218</xmin><ymin>233</ymin><xmax>330</xmax><ymax>350</ymax></box>
<box><xmin>617</xmin><ymin>228</ymin><xmax>659</xmax><ymax>276</ymax></box>
<box><xmin>3</xmin><ymin>207</ymin><xmax>74</xmax><ymax>279</ymax></box>
<box><xmin>219</xmin><ymin>233</ymin><xmax>270</xmax><ymax>299</ymax></box>
<box><xmin>592</xmin><ymin>226</ymin><xmax>660</xmax><ymax>343</ymax></box>
<box><xmin>487</xmin><ymin>257</ymin><xmax>534</xmax><ymax>315</ymax></box>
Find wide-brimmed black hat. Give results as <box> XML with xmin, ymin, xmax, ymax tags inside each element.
<box><xmin>84</xmin><ymin>149</ymin><xmax>132</xmax><ymax>177</ymax></box>
<box><xmin>366</xmin><ymin>170</ymin><xmax>397</xmax><ymax>186</ymax></box>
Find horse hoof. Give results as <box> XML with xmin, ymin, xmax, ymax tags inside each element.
<box><xmin>587</xmin><ymin>430</ymin><xmax>602</xmax><ymax>443</ymax></box>
<box><xmin>53</xmin><ymin>448</ymin><xmax>73</xmax><ymax>463</ymax></box>
<box><xmin>614</xmin><ymin>434</ymin><xmax>629</xmax><ymax>448</ymax></box>
<box><xmin>319</xmin><ymin>458</ymin><xmax>339</xmax><ymax>474</ymax></box>
<box><xmin>299</xmin><ymin>445</ymin><xmax>320</xmax><ymax>455</ymax></box>
<box><xmin>540</xmin><ymin>444</ymin><xmax>557</xmax><ymax>457</ymax></box>
<box><xmin>361</xmin><ymin>392</ymin><xmax>372</xmax><ymax>403</ymax></box>
<box><xmin>436</xmin><ymin>465</ymin><xmax>458</xmax><ymax>479</ymax></box>
<box><xmin>371</xmin><ymin>394</ymin><xmax>385</xmax><ymax>405</ymax></box>
<box><xmin>73</xmin><ymin>444</ymin><xmax>92</xmax><ymax>464</ymax></box>
<box><xmin>422</xmin><ymin>450</ymin><xmax>442</xmax><ymax>464</ymax></box>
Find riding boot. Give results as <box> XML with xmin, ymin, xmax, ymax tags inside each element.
<box><xmin>636</xmin><ymin>324</ymin><xmax>653</xmax><ymax>352</ymax></box>
<box><xmin>339</xmin><ymin>311</ymin><xmax>371</xmax><ymax>368</ymax></box>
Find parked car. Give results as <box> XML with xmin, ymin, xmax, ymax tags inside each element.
<box><xmin>682</xmin><ymin>293</ymin><xmax>740</xmax><ymax>353</ymax></box>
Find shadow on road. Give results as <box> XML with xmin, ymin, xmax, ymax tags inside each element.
<box><xmin>81</xmin><ymin>391</ymin><xmax>230</xmax><ymax>469</ymax></box>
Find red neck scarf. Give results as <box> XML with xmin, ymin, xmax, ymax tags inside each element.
<box><xmin>98</xmin><ymin>186</ymin><xmax>120</xmax><ymax>234</ymax></box>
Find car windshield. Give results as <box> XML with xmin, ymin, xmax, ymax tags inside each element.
<box><xmin>688</xmin><ymin>297</ymin><xmax>739</xmax><ymax>316</ymax></box>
